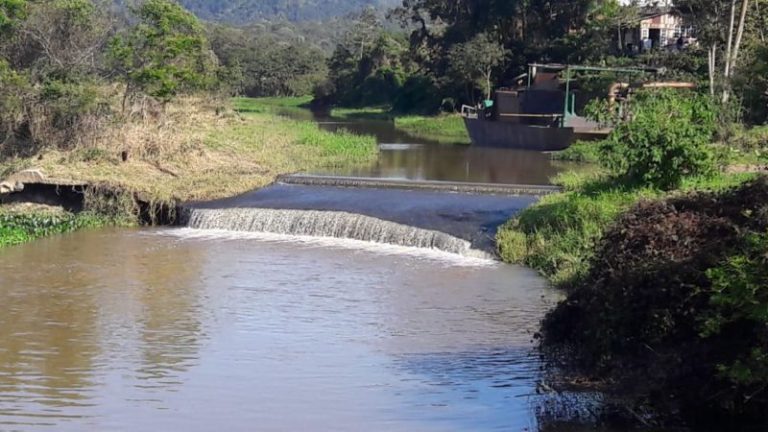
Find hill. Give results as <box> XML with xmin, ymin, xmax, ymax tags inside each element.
<box><xmin>177</xmin><ymin>0</ymin><xmax>400</xmax><ymax>23</ymax></box>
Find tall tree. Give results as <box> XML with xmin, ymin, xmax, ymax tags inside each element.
<box><xmin>109</xmin><ymin>0</ymin><xmax>217</xmax><ymax>110</ymax></box>
<box><xmin>448</xmin><ymin>33</ymin><xmax>508</xmax><ymax>100</ymax></box>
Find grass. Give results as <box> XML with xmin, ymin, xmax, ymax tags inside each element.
<box><xmin>394</xmin><ymin>115</ymin><xmax>470</xmax><ymax>144</ymax></box>
<box><xmin>330</xmin><ymin>106</ymin><xmax>393</xmax><ymax>121</ymax></box>
<box><xmin>497</xmin><ymin>170</ymin><xmax>758</xmax><ymax>286</ymax></box>
<box><xmin>1</xmin><ymin>96</ymin><xmax>378</xmax><ymax>204</ymax></box>
<box><xmin>234</xmin><ymin>96</ymin><xmax>313</xmax><ymax>111</ymax></box>
<box><xmin>0</xmin><ymin>205</ymin><xmax>118</xmax><ymax>248</ymax></box>
<box><xmin>550</xmin><ymin>140</ymin><xmax>602</xmax><ymax>163</ymax></box>
<box><xmin>327</xmin><ymin>104</ymin><xmax>470</xmax><ymax>144</ymax></box>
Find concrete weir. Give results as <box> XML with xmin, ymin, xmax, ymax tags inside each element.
<box><xmin>183</xmin><ymin>180</ymin><xmax>541</xmax><ymax>257</ymax></box>
<box><xmin>277</xmin><ymin>174</ymin><xmax>562</xmax><ymax>196</ymax></box>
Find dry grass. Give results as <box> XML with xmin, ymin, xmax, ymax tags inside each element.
<box><xmin>3</xmin><ymin>96</ymin><xmax>378</xmax><ymax>203</ymax></box>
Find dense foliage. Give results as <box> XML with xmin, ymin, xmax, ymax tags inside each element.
<box><xmin>0</xmin><ymin>211</ymin><xmax>112</xmax><ymax>247</ymax></box>
<box><xmin>0</xmin><ymin>0</ymin><xmax>222</xmax><ymax>158</ymax></box>
<box><xmin>542</xmin><ymin>178</ymin><xmax>768</xmax><ymax>426</ymax></box>
<box><xmin>177</xmin><ymin>0</ymin><xmax>398</xmax><ymax>23</ymax></box>
<box><xmin>109</xmin><ymin>0</ymin><xmax>217</xmax><ymax>105</ymax></box>
<box><xmin>208</xmin><ymin>23</ymin><xmax>327</xmax><ymax>97</ymax></box>
<box><xmin>601</xmin><ymin>90</ymin><xmax>718</xmax><ymax>190</ymax></box>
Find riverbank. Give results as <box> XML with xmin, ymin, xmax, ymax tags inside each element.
<box><xmin>0</xmin><ymin>96</ymin><xmax>378</xmax><ymax>246</ymax></box>
<box><xmin>0</xmin><ymin>204</ymin><xmax>119</xmax><ymax>247</ymax></box>
<box><xmin>245</xmin><ymin>97</ymin><xmax>471</xmax><ymax>144</ymax></box>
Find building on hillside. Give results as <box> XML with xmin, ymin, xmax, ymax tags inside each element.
<box><xmin>620</xmin><ymin>5</ymin><xmax>692</xmax><ymax>53</ymax></box>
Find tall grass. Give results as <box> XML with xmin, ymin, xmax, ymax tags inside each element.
<box><xmin>394</xmin><ymin>115</ymin><xmax>469</xmax><ymax>144</ymax></box>
<box><xmin>1</xmin><ymin>95</ymin><xmax>379</xmax><ymax>203</ymax></box>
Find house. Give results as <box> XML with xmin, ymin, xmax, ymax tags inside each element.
<box><xmin>620</xmin><ymin>5</ymin><xmax>691</xmax><ymax>52</ymax></box>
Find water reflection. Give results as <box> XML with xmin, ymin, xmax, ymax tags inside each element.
<box><xmin>0</xmin><ymin>230</ymin><xmax>208</xmax><ymax>427</ymax></box>
<box><xmin>0</xmin><ymin>228</ymin><xmax>563</xmax><ymax>431</ymax></box>
<box><xmin>276</xmin><ymin>107</ymin><xmax>582</xmax><ymax>185</ymax></box>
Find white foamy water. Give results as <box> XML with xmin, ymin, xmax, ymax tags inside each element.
<box><xmin>159</xmin><ymin>227</ymin><xmax>497</xmax><ymax>267</ymax></box>
<box><xmin>185</xmin><ymin>208</ymin><xmax>492</xmax><ymax>259</ymax></box>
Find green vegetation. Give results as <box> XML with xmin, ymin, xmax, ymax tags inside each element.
<box><xmin>330</xmin><ymin>106</ymin><xmax>392</xmax><ymax>120</ymax></box>
<box><xmin>550</xmin><ymin>140</ymin><xmax>602</xmax><ymax>163</ymax></box>
<box><xmin>0</xmin><ymin>208</ymin><xmax>116</xmax><ymax>247</ymax></box>
<box><xmin>394</xmin><ymin>115</ymin><xmax>469</xmax><ymax>143</ymax></box>
<box><xmin>498</xmin><ymin>88</ymin><xmax>767</xmax><ymax>425</ymax></box>
<box><xmin>602</xmin><ymin>90</ymin><xmax>718</xmax><ymax>189</ymax></box>
<box><xmin>176</xmin><ymin>0</ymin><xmax>399</xmax><ymax>23</ymax></box>
<box><xmin>541</xmin><ymin>178</ymin><xmax>768</xmax><ymax>425</ymax></box>
<box><xmin>109</xmin><ymin>0</ymin><xmax>217</xmax><ymax>106</ymax></box>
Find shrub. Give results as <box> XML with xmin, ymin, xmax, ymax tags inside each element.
<box><xmin>542</xmin><ymin>177</ymin><xmax>768</xmax><ymax>425</ymax></box>
<box><xmin>600</xmin><ymin>89</ymin><xmax>718</xmax><ymax>190</ymax></box>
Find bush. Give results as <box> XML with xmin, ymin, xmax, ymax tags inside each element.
<box><xmin>600</xmin><ymin>89</ymin><xmax>718</xmax><ymax>190</ymax></box>
<box><xmin>542</xmin><ymin>177</ymin><xmax>768</xmax><ymax>426</ymax></box>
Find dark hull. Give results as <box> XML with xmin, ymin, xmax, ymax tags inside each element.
<box><xmin>464</xmin><ymin>118</ymin><xmax>575</xmax><ymax>151</ymax></box>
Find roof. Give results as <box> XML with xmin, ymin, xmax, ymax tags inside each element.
<box><xmin>638</xmin><ymin>6</ymin><xmax>678</xmax><ymax>20</ymax></box>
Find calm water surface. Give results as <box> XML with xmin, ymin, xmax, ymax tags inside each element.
<box><xmin>279</xmin><ymin>108</ymin><xmax>580</xmax><ymax>185</ymax></box>
<box><xmin>0</xmin><ymin>228</ymin><xmax>559</xmax><ymax>431</ymax></box>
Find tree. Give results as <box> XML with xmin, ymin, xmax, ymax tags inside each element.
<box><xmin>15</xmin><ymin>0</ymin><xmax>111</xmax><ymax>76</ymax></box>
<box><xmin>448</xmin><ymin>33</ymin><xmax>508</xmax><ymax>100</ymax></box>
<box><xmin>676</xmin><ymin>0</ymin><xmax>754</xmax><ymax>102</ymax></box>
<box><xmin>109</xmin><ymin>0</ymin><xmax>217</xmax><ymax>110</ymax></box>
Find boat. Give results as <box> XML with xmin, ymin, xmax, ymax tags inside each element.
<box><xmin>461</xmin><ymin>64</ymin><xmax>677</xmax><ymax>151</ymax></box>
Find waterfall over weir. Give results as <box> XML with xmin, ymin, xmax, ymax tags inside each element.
<box><xmin>186</xmin><ymin>207</ymin><xmax>489</xmax><ymax>258</ymax></box>
<box><xmin>182</xmin><ymin>182</ymin><xmax>539</xmax><ymax>258</ymax></box>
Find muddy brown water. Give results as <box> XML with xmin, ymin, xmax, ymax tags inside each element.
<box><xmin>0</xmin><ymin>228</ymin><xmax>567</xmax><ymax>431</ymax></box>
<box><xmin>279</xmin><ymin>108</ymin><xmax>581</xmax><ymax>185</ymax></box>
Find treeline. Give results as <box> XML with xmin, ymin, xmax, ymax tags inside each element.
<box><xmin>317</xmin><ymin>0</ymin><xmax>768</xmax><ymax>123</ymax></box>
<box><xmin>177</xmin><ymin>0</ymin><xmax>399</xmax><ymax>24</ymax></box>
<box><xmin>0</xmin><ymin>0</ymin><xmax>220</xmax><ymax>157</ymax></box>
<box><xmin>1</xmin><ymin>0</ymin><xmax>377</xmax><ymax>159</ymax></box>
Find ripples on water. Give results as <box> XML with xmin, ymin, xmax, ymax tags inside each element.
<box><xmin>0</xmin><ymin>228</ymin><xmax>561</xmax><ymax>431</ymax></box>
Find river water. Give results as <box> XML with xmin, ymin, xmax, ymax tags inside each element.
<box><xmin>0</xmin><ymin>229</ymin><xmax>562</xmax><ymax>431</ymax></box>
<box><xmin>0</xmin><ymin>109</ymin><xmax>601</xmax><ymax>431</ymax></box>
<box><xmin>279</xmin><ymin>108</ymin><xmax>579</xmax><ymax>185</ymax></box>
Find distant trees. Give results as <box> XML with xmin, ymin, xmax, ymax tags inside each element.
<box><xmin>175</xmin><ymin>0</ymin><xmax>399</xmax><ymax>24</ymax></box>
<box><xmin>207</xmin><ymin>23</ymin><xmax>327</xmax><ymax>97</ymax></box>
<box><xmin>448</xmin><ymin>33</ymin><xmax>508</xmax><ymax>100</ymax></box>
<box><xmin>318</xmin><ymin>8</ymin><xmax>409</xmax><ymax>107</ymax></box>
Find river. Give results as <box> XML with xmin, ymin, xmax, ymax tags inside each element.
<box><xmin>278</xmin><ymin>107</ymin><xmax>580</xmax><ymax>185</ymax></box>
<box><xmin>0</xmin><ymin>111</ymin><xmax>600</xmax><ymax>431</ymax></box>
<box><xmin>0</xmin><ymin>229</ymin><xmax>563</xmax><ymax>431</ymax></box>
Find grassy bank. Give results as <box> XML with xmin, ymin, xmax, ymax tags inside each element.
<box><xmin>497</xmin><ymin>170</ymin><xmax>756</xmax><ymax>285</ymax></box>
<box><xmin>501</xmin><ymin>90</ymin><xmax>768</xmax><ymax>426</ymax></box>
<box><xmin>326</xmin><ymin>105</ymin><xmax>470</xmax><ymax>144</ymax></box>
<box><xmin>393</xmin><ymin>115</ymin><xmax>469</xmax><ymax>144</ymax></box>
<box><xmin>1</xmin><ymin>97</ymin><xmax>378</xmax><ymax>204</ymax></box>
<box><xmin>0</xmin><ymin>205</ymin><xmax>118</xmax><ymax>247</ymax></box>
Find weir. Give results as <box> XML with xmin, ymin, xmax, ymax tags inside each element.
<box><xmin>186</xmin><ymin>208</ymin><xmax>488</xmax><ymax>258</ymax></box>
<box><xmin>183</xmin><ymin>182</ymin><xmax>538</xmax><ymax>257</ymax></box>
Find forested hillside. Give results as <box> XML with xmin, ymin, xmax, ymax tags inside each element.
<box><xmin>177</xmin><ymin>0</ymin><xmax>399</xmax><ymax>23</ymax></box>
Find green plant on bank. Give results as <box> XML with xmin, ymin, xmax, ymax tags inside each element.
<box><xmin>549</xmin><ymin>140</ymin><xmax>602</xmax><ymax>163</ymax></box>
<box><xmin>394</xmin><ymin>115</ymin><xmax>469</xmax><ymax>143</ymax></box>
<box><xmin>293</xmin><ymin>121</ymin><xmax>377</xmax><ymax>163</ymax></box>
<box><xmin>108</xmin><ymin>0</ymin><xmax>217</xmax><ymax>108</ymax></box>
<box><xmin>0</xmin><ymin>211</ymin><xmax>115</xmax><ymax>247</ymax></box>
<box><xmin>330</xmin><ymin>106</ymin><xmax>392</xmax><ymax>120</ymax></box>
<box><xmin>600</xmin><ymin>89</ymin><xmax>718</xmax><ymax>190</ymax></box>
<box><xmin>497</xmin><ymin>170</ymin><xmax>657</xmax><ymax>285</ymax></box>
<box><xmin>498</xmin><ymin>90</ymin><xmax>748</xmax><ymax>285</ymax></box>
<box><xmin>540</xmin><ymin>178</ymin><xmax>768</xmax><ymax>424</ymax></box>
